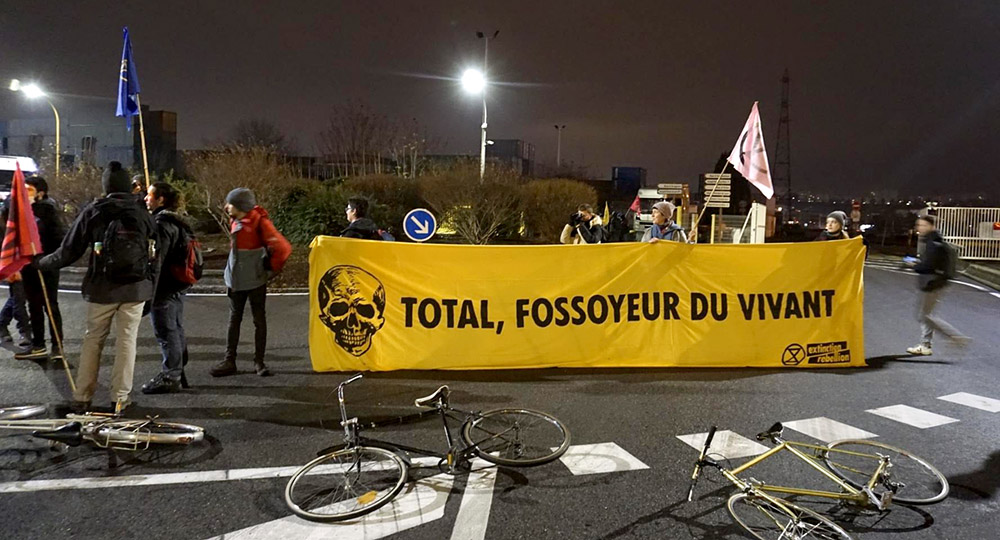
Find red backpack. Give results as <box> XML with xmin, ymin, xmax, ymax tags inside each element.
<box><xmin>171</xmin><ymin>229</ymin><xmax>204</xmax><ymax>285</ymax></box>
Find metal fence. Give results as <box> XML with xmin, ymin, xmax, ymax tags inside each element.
<box><xmin>936</xmin><ymin>207</ymin><xmax>1000</xmax><ymax>260</ymax></box>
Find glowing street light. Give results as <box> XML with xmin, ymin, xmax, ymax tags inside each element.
<box><xmin>461</xmin><ymin>69</ymin><xmax>486</xmax><ymax>94</ymax></box>
<box><xmin>9</xmin><ymin>79</ymin><xmax>60</xmax><ymax>178</ymax></box>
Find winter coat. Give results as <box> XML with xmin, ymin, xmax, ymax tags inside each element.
<box><xmin>814</xmin><ymin>230</ymin><xmax>850</xmax><ymax>241</ymax></box>
<box><xmin>340</xmin><ymin>218</ymin><xmax>382</xmax><ymax>240</ymax></box>
<box><xmin>152</xmin><ymin>208</ymin><xmax>193</xmax><ymax>302</ymax></box>
<box><xmin>31</xmin><ymin>197</ymin><xmax>67</xmax><ymax>255</ymax></box>
<box><xmin>224</xmin><ymin>206</ymin><xmax>292</xmax><ymax>292</ymax></box>
<box><xmin>37</xmin><ymin>194</ymin><xmax>155</xmax><ymax>304</ymax></box>
<box><xmin>913</xmin><ymin>230</ymin><xmax>949</xmax><ymax>292</ymax></box>
<box><xmin>642</xmin><ymin>222</ymin><xmax>688</xmax><ymax>243</ymax></box>
<box><xmin>560</xmin><ymin>215</ymin><xmax>604</xmax><ymax>245</ymax></box>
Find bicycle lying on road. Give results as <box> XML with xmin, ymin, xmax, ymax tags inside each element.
<box><xmin>687</xmin><ymin>423</ymin><xmax>949</xmax><ymax>540</ymax></box>
<box><xmin>0</xmin><ymin>404</ymin><xmax>205</xmax><ymax>451</ymax></box>
<box><xmin>284</xmin><ymin>373</ymin><xmax>571</xmax><ymax>522</ymax></box>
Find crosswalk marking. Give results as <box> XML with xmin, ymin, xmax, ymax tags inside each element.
<box><xmin>782</xmin><ymin>417</ymin><xmax>878</xmax><ymax>443</ymax></box>
<box><xmin>210</xmin><ymin>473</ymin><xmax>454</xmax><ymax>540</ymax></box>
<box><xmin>938</xmin><ymin>392</ymin><xmax>1000</xmax><ymax>413</ymax></box>
<box><xmin>676</xmin><ymin>430</ymin><xmax>769</xmax><ymax>459</ymax></box>
<box><xmin>866</xmin><ymin>405</ymin><xmax>959</xmax><ymax>429</ymax></box>
<box><xmin>558</xmin><ymin>442</ymin><xmax>649</xmax><ymax>475</ymax></box>
<box><xmin>449</xmin><ymin>461</ymin><xmax>497</xmax><ymax>540</ymax></box>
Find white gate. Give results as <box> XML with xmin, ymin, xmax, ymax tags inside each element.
<box><xmin>936</xmin><ymin>207</ymin><xmax>1000</xmax><ymax>260</ymax></box>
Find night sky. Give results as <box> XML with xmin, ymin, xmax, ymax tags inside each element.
<box><xmin>2</xmin><ymin>1</ymin><xmax>998</xmax><ymax>197</ymax></box>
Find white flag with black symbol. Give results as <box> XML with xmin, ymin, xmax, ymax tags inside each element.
<box><xmin>727</xmin><ymin>101</ymin><xmax>774</xmax><ymax>199</ymax></box>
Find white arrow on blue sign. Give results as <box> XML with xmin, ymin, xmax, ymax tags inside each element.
<box><xmin>403</xmin><ymin>208</ymin><xmax>437</xmax><ymax>242</ymax></box>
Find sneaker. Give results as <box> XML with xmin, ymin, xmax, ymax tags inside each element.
<box><xmin>16</xmin><ymin>336</ymin><xmax>32</xmax><ymax>349</ymax></box>
<box><xmin>951</xmin><ymin>335</ymin><xmax>972</xmax><ymax>348</ymax></box>
<box><xmin>210</xmin><ymin>359</ymin><xmax>237</xmax><ymax>377</ymax></box>
<box><xmin>906</xmin><ymin>344</ymin><xmax>933</xmax><ymax>356</ymax></box>
<box><xmin>14</xmin><ymin>347</ymin><xmax>49</xmax><ymax>360</ymax></box>
<box><xmin>254</xmin><ymin>361</ymin><xmax>272</xmax><ymax>377</ymax></box>
<box><xmin>141</xmin><ymin>373</ymin><xmax>182</xmax><ymax>395</ymax></box>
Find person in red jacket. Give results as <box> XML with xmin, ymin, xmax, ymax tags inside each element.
<box><xmin>211</xmin><ymin>188</ymin><xmax>291</xmax><ymax>377</ymax></box>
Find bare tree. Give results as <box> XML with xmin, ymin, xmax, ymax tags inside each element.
<box><xmin>230</xmin><ymin>118</ymin><xmax>294</xmax><ymax>154</ymax></box>
<box><xmin>318</xmin><ymin>102</ymin><xmax>439</xmax><ymax>178</ymax></box>
<box><xmin>419</xmin><ymin>163</ymin><xmax>523</xmax><ymax>244</ymax></box>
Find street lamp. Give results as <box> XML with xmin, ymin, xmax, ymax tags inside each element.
<box><xmin>9</xmin><ymin>79</ymin><xmax>60</xmax><ymax>178</ymax></box>
<box><xmin>554</xmin><ymin>125</ymin><xmax>566</xmax><ymax>168</ymax></box>
<box><xmin>463</xmin><ymin>30</ymin><xmax>498</xmax><ymax>182</ymax></box>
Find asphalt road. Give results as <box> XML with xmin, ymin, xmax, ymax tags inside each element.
<box><xmin>0</xmin><ymin>262</ymin><xmax>998</xmax><ymax>540</ymax></box>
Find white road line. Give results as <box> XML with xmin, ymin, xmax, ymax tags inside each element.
<box><xmin>557</xmin><ymin>442</ymin><xmax>649</xmax><ymax>475</ymax></box>
<box><xmin>0</xmin><ymin>457</ymin><xmax>441</xmax><ymax>494</ymax></box>
<box><xmin>992</xmin><ymin>292</ymin><xmax>1000</xmax><ymax>300</ymax></box>
<box><xmin>676</xmin><ymin>430</ymin><xmax>769</xmax><ymax>459</ymax></box>
<box><xmin>449</xmin><ymin>460</ymin><xmax>497</xmax><ymax>540</ymax></box>
<box><xmin>782</xmin><ymin>417</ymin><xmax>878</xmax><ymax>443</ymax></box>
<box><xmin>938</xmin><ymin>392</ymin><xmax>1000</xmax><ymax>413</ymax></box>
<box><xmin>866</xmin><ymin>405</ymin><xmax>959</xmax><ymax>429</ymax></box>
<box><xmin>211</xmin><ymin>473</ymin><xmax>454</xmax><ymax>540</ymax></box>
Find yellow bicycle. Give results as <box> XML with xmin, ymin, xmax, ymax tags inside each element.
<box><xmin>687</xmin><ymin>423</ymin><xmax>949</xmax><ymax>540</ymax></box>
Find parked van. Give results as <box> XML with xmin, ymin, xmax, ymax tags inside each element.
<box><xmin>0</xmin><ymin>156</ymin><xmax>39</xmax><ymax>200</ymax></box>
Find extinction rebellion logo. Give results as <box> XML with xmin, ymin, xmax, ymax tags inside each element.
<box><xmin>318</xmin><ymin>265</ymin><xmax>386</xmax><ymax>356</ymax></box>
<box><xmin>781</xmin><ymin>341</ymin><xmax>851</xmax><ymax>366</ymax></box>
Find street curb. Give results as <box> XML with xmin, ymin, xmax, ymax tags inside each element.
<box><xmin>55</xmin><ymin>267</ymin><xmax>309</xmax><ymax>295</ymax></box>
<box><xmin>962</xmin><ymin>263</ymin><xmax>1000</xmax><ymax>292</ymax></box>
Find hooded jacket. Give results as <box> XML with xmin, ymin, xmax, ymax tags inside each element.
<box><xmin>37</xmin><ymin>194</ymin><xmax>155</xmax><ymax>304</ymax></box>
<box><xmin>224</xmin><ymin>206</ymin><xmax>292</xmax><ymax>292</ymax></box>
<box><xmin>340</xmin><ymin>217</ymin><xmax>381</xmax><ymax>240</ymax></box>
<box><xmin>152</xmin><ymin>208</ymin><xmax>194</xmax><ymax>301</ymax></box>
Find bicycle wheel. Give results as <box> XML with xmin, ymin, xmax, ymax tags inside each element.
<box><xmin>823</xmin><ymin>439</ymin><xmax>949</xmax><ymax>504</ymax></box>
<box><xmin>89</xmin><ymin>420</ymin><xmax>205</xmax><ymax>447</ymax></box>
<box><xmin>461</xmin><ymin>408</ymin><xmax>570</xmax><ymax>467</ymax></box>
<box><xmin>285</xmin><ymin>446</ymin><xmax>408</xmax><ymax>522</ymax></box>
<box><xmin>727</xmin><ymin>493</ymin><xmax>854</xmax><ymax>540</ymax></box>
<box><xmin>0</xmin><ymin>404</ymin><xmax>47</xmax><ymax>420</ymax></box>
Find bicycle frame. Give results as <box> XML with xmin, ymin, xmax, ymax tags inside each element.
<box><xmin>719</xmin><ymin>439</ymin><xmax>891</xmax><ymax>507</ymax></box>
<box><xmin>0</xmin><ymin>412</ymin><xmax>164</xmax><ymax>451</ymax></box>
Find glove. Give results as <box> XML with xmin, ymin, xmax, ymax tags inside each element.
<box><xmin>568</xmin><ymin>213</ymin><xmax>579</xmax><ymax>226</ymax></box>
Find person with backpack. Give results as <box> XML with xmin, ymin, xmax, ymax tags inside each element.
<box><xmin>211</xmin><ymin>188</ymin><xmax>291</xmax><ymax>378</ymax></box>
<box><xmin>341</xmin><ymin>197</ymin><xmax>392</xmax><ymax>240</ymax></box>
<box><xmin>35</xmin><ymin>161</ymin><xmax>156</xmax><ymax>412</ymax></box>
<box><xmin>642</xmin><ymin>201</ymin><xmax>687</xmax><ymax>243</ymax></box>
<box><xmin>140</xmin><ymin>182</ymin><xmax>198</xmax><ymax>394</ymax></box>
<box><xmin>905</xmin><ymin>215</ymin><xmax>971</xmax><ymax>356</ymax></box>
<box><xmin>15</xmin><ymin>176</ymin><xmax>67</xmax><ymax>362</ymax></box>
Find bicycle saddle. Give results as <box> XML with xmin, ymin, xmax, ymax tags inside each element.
<box><xmin>414</xmin><ymin>385</ymin><xmax>450</xmax><ymax>408</ymax></box>
<box><xmin>756</xmin><ymin>422</ymin><xmax>784</xmax><ymax>442</ymax></box>
<box><xmin>33</xmin><ymin>421</ymin><xmax>84</xmax><ymax>447</ymax></box>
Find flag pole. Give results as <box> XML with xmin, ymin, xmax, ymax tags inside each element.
<box><xmin>691</xmin><ymin>161</ymin><xmax>730</xmax><ymax>240</ymax></box>
<box><xmin>135</xmin><ymin>94</ymin><xmax>151</xmax><ymax>190</ymax></box>
<box><xmin>36</xmin><ymin>269</ymin><xmax>75</xmax><ymax>394</ymax></box>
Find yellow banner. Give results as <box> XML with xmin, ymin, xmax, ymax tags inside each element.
<box><xmin>308</xmin><ymin>236</ymin><xmax>866</xmax><ymax>371</ymax></box>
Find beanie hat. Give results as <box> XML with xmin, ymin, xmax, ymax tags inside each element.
<box><xmin>652</xmin><ymin>201</ymin><xmax>676</xmax><ymax>220</ymax></box>
<box><xmin>101</xmin><ymin>161</ymin><xmax>132</xmax><ymax>194</ymax></box>
<box><xmin>226</xmin><ymin>188</ymin><xmax>257</xmax><ymax>212</ymax></box>
<box><xmin>827</xmin><ymin>211</ymin><xmax>847</xmax><ymax>229</ymax></box>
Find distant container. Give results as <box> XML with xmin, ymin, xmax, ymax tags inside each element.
<box><xmin>612</xmin><ymin>166</ymin><xmax>646</xmax><ymax>198</ymax></box>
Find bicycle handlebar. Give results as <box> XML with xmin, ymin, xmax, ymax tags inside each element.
<box><xmin>687</xmin><ymin>426</ymin><xmax>717</xmax><ymax>502</ymax></box>
<box><xmin>337</xmin><ymin>374</ymin><xmax>364</xmax><ymax>427</ymax></box>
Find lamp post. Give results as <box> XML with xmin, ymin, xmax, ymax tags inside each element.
<box><xmin>465</xmin><ymin>30</ymin><xmax>498</xmax><ymax>182</ymax></box>
<box><xmin>554</xmin><ymin>125</ymin><xmax>566</xmax><ymax>168</ymax></box>
<box><xmin>9</xmin><ymin>79</ymin><xmax>60</xmax><ymax>179</ymax></box>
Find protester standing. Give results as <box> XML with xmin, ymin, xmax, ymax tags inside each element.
<box><xmin>140</xmin><ymin>182</ymin><xmax>192</xmax><ymax>394</ymax></box>
<box><xmin>36</xmin><ymin>161</ymin><xmax>156</xmax><ymax>412</ymax></box>
<box><xmin>641</xmin><ymin>201</ymin><xmax>688</xmax><ymax>243</ymax></box>
<box><xmin>905</xmin><ymin>215</ymin><xmax>971</xmax><ymax>356</ymax></box>
<box><xmin>341</xmin><ymin>197</ymin><xmax>385</xmax><ymax>240</ymax></box>
<box><xmin>560</xmin><ymin>204</ymin><xmax>604</xmax><ymax>244</ymax></box>
<box><xmin>211</xmin><ymin>188</ymin><xmax>291</xmax><ymax>377</ymax></box>
<box><xmin>815</xmin><ymin>211</ymin><xmax>850</xmax><ymax>241</ymax></box>
<box><xmin>16</xmin><ymin>176</ymin><xmax>66</xmax><ymax>361</ymax></box>
<box><xmin>0</xmin><ymin>197</ymin><xmax>32</xmax><ymax>349</ymax></box>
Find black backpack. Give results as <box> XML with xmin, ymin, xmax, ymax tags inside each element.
<box><xmin>99</xmin><ymin>207</ymin><xmax>154</xmax><ymax>284</ymax></box>
<box><xmin>939</xmin><ymin>240</ymin><xmax>958</xmax><ymax>280</ymax></box>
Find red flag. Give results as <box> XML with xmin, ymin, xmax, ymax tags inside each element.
<box><xmin>726</xmin><ymin>102</ymin><xmax>774</xmax><ymax>199</ymax></box>
<box><xmin>0</xmin><ymin>164</ymin><xmax>42</xmax><ymax>281</ymax></box>
<box><xmin>628</xmin><ymin>195</ymin><xmax>641</xmax><ymax>214</ymax></box>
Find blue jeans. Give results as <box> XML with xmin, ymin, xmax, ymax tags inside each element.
<box><xmin>0</xmin><ymin>281</ymin><xmax>31</xmax><ymax>339</ymax></box>
<box><xmin>150</xmin><ymin>293</ymin><xmax>188</xmax><ymax>381</ymax></box>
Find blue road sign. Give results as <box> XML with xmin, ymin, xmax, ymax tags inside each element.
<box><xmin>403</xmin><ymin>208</ymin><xmax>437</xmax><ymax>242</ymax></box>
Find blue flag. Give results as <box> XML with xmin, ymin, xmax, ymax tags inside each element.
<box><xmin>116</xmin><ymin>27</ymin><xmax>141</xmax><ymax>130</ymax></box>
